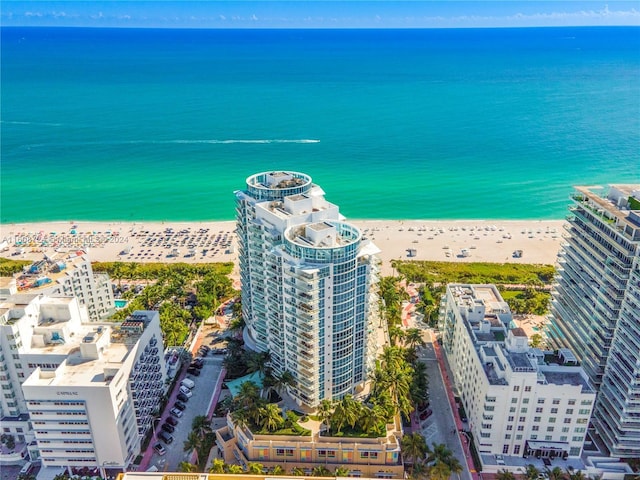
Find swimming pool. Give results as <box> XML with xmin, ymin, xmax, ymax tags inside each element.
<box><xmin>115</xmin><ymin>299</ymin><xmax>128</xmax><ymax>308</ymax></box>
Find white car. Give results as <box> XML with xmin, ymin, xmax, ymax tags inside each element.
<box><xmin>170</xmin><ymin>407</ymin><xmax>184</xmax><ymax>418</ymax></box>
<box><xmin>179</xmin><ymin>386</ymin><xmax>193</xmax><ymax>397</ymax></box>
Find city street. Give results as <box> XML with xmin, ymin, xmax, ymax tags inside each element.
<box><xmin>145</xmin><ymin>354</ymin><xmax>225</xmax><ymax>472</ymax></box>
<box><xmin>417</xmin><ymin>332</ymin><xmax>472</xmax><ymax>480</ymax></box>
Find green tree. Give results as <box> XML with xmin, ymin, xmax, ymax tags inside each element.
<box><xmin>404</xmin><ymin>328</ymin><xmax>426</xmax><ymax>350</ymax></box>
<box><xmin>332</xmin><ymin>394</ymin><xmax>359</xmax><ymax>433</ymax></box>
<box><xmin>269</xmin><ymin>465</ymin><xmax>285</xmax><ymax>475</ymax></box>
<box><xmin>259</xmin><ymin>403</ymin><xmax>283</xmax><ymax>432</ymax></box>
<box><xmin>183</xmin><ymin>431</ymin><xmax>200</xmax><ymax>456</ymax></box>
<box><xmin>247</xmin><ymin>462</ymin><xmax>265</xmax><ymax>475</ymax></box>
<box><xmin>291</xmin><ymin>467</ymin><xmax>306</xmax><ymax>476</ymax></box>
<box><xmin>317</xmin><ymin>399</ymin><xmax>333</xmax><ymax>434</ymax></box>
<box><xmin>546</xmin><ymin>467</ymin><xmax>566</xmax><ymax>480</ymax></box>
<box><xmin>209</xmin><ymin>458</ymin><xmax>226</xmax><ymax>473</ymax></box>
<box><xmin>496</xmin><ymin>469</ymin><xmax>516</xmax><ymax>480</ymax></box>
<box><xmin>227</xmin><ymin>464</ymin><xmax>244</xmax><ymax>473</ymax></box>
<box><xmin>312</xmin><ymin>465</ymin><xmax>332</xmax><ymax>477</ymax></box>
<box><xmin>179</xmin><ymin>461</ymin><xmax>197</xmax><ymax>472</ymax></box>
<box><xmin>524</xmin><ymin>464</ymin><xmax>541</xmax><ymax>480</ymax></box>
<box><xmin>191</xmin><ymin>415</ymin><xmax>212</xmax><ymax>439</ymax></box>
<box><xmin>429</xmin><ymin>461</ymin><xmax>453</xmax><ymax>480</ymax></box>
<box><xmin>335</xmin><ymin>466</ymin><xmax>350</xmax><ymax>476</ymax></box>
<box><xmin>530</xmin><ymin>333</ymin><xmax>544</xmax><ymax>348</ymax></box>
<box><xmin>401</xmin><ymin>432</ymin><xmax>428</xmax><ymax>474</ymax></box>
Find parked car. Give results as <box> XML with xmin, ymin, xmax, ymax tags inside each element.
<box><xmin>161</xmin><ymin>423</ymin><xmax>175</xmax><ymax>433</ymax></box>
<box><xmin>158</xmin><ymin>431</ymin><xmax>173</xmax><ymax>444</ymax></box>
<box><xmin>166</xmin><ymin>416</ymin><xmax>178</xmax><ymax>426</ymax></box>
<box><xmin>419</xmin><ymin>409</ymin><xmax>433</xmax><ymax>421</ymax></box>
<box><xmin>189</xmin><ymin>362</ymin><xmax>204</xmax><ymax>370</ymax></box>
<box><xmin>177</xmin><ymin>393</ymin><xmax>189</xmax><ymax>403</ymax></box>
<box><xmin>174</xmin><ymin>401</ymin><xmax>187</xmax><ymax>411</ymax></box>
<box><xmin>170</xmin><ymin>407</ymin><xmax>183</xmax><ymax>418</ymax></box>
<box><xmin>153</xmin><ymin>443</ymin><xmax>166</xmax><ymax>455</ymax></box>
<box><xmin>180</xmin><ymin>378</ymin><xmax>195</xmax><ymax>389</ymax></box>
<box><xmin>179</xmin><ymin>386</ymin><xmax>193</xmax><ymax>397</ymax></box>
<box><xmin>187</xmin><ymin>367</ymin><xmax>201</xmax><ymax>376</ymax></box>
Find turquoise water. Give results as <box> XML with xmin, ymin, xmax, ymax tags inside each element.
<box><xmin>1</xmin><ymin>27</ymin><xmax>639</xmax><ymax>223</ymax></box>
<box><xmin>115</xmin><ymin>299</ymin><xmax>128</xmax><ymax>309</ymax></box>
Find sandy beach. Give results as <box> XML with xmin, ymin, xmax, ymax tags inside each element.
<box><xmin>0</xmin><ymin>219</ymin><xmax>564</xmax><ymax>276</ymax></box>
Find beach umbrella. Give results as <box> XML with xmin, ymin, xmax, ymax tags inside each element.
<box><xmin>70</xmin><ymin>229</ymin><xmax>77</xmax><ymax>234</ymax></box>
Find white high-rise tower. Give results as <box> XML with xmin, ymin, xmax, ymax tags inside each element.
<box><xmin>235</xmin><ymin>171</ymin><xmax>380</xmax><ymax>407</ymax></box>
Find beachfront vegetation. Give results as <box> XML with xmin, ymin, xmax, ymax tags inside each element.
<box><xmin>392</xmin><ymin>261</ymin><xmax>555</xmax><ymax>318</ymax></box>
<box><xmin>0</xmin><ymin>258</ymin><xmax>31</xmax><ymax>276</ymax></box>
<box><xmin>93</xmin><ymin>261</ymin><xmax>236</xmax><ymax>346</ymax></box>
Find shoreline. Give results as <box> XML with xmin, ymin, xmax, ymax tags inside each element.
<box><xmin>0</xmin><ymin>219</ymin><xmax>564</xmax><ymax>276</ymax></box>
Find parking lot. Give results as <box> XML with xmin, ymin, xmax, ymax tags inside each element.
<box><xmin>146</xmin><ymin>352</ymin><xmax>225</xmax><ymax>472</ymax></box>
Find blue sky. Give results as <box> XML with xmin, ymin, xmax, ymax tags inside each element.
<box><xmin>1</xmin><ymin>1</ymin><xmax>639</xmax><ymax>28</ymax></box>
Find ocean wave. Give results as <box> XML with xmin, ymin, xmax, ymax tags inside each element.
<box><xmin>20</xmin><ymin>139</ymin><xmax>320</xmax><ymax>148</ymax></box>
<box><xmin>1</xmin><ymin>120</ymin><xmax>62</xmax><ymax>126</ymax></box>
<box><xmin>166</xmin><ymin>139</ymin><xmax>320</xmax><ymax>144</ymax></box>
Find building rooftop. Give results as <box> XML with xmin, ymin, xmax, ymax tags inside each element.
<box><xmin>13</xmin><ymin>251</ymin><xmax>89</xmax><ymax>292</ymax></box>
<box><xmin>448</xmin><ymin>284</ymin><xmax>591</xmax><ymax>390</ymax></box>
<box><xmin>574</xmin><ymin>185</ymin><xmax>640</xmax><ymax>237</ymax></box>
<box><xmin>24</xmin><ymin>311</ymin><xmax>157</xmax><ymax>387</ymax></box>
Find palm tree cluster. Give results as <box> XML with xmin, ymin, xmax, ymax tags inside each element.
<box><xmin>182</xmin><ymin>415</ymin><xmax>214</xmax><ymax>469</ymax></box>
<box><xmin>401</xmin><ymin>433</ymin><xmax>463</xmax><ymax>480</ymax></box>
<box><xmin>315</xmin><ymin>394</ymin><xmax>390</xmax><ymax>438</ymax></box>
<box><xmin>497</xmin><ymin>465</ymin><xmax>590</xmax><ymax>480</ymax></box>
<box><xmin>370</xmin><ymin>345</ymin><xmax>429</xmax><ymax>420</ymax></box>
<box><xmin>228</xmin><ymin>381</ymin><xmax>308</xmax><ymax>435</ymax></box>
<box><xmin>209</xmin><ymin>458</ymin><xmax>350</xmax><ymax>477</ymax></box>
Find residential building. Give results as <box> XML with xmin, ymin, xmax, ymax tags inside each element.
<box><xmin>2</xmin><ymin>251</ymin><xmax>115</xmax><ymax>320</ymax></box>
<box><xmin>547</xmin><ymin>185</ymin><xmax>640</xmax><ymax>457</ymax></box>
<box><xmin>235</xmin><ymin>171</ymin><xmax>380</xmax><ymax>407</ymax></box>
<box><xmin>0</xmin><ymin>294</ymin><xmax>166</xmax><ymax>475</ymax></box>
<box><xmin>215</xmin><ymin>413</ymin><xmax>404</xmax><ymax>479</ymax></box>
<box><xmin>440</xmin><ymin>284</ymin><xmax>595</xmax><ymax>464</ymax></box>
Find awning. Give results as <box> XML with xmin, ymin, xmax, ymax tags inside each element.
<box><xmin>526</xmin><ymin>441</ymin><xmax>569</xmax><ymax>452</ymax></box>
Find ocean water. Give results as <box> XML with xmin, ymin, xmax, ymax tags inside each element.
<box><xmin>1</xmin><ymin>27</ymin><xmax>639</xmax><ymax>223</ymax></box>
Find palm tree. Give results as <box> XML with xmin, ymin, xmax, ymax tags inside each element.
<box><xmin>227</xmin><ymin>464</ymin><xmax>244</xmax><ymax>474</ymax></box>
<box><xmin>269</xmin><ymin>465</ymin><xmax>285</xmax><ymax>475</ymax></box>
<box><xmin>312</xmin><ymin>465</ymin><xmax>332</xmax><ymax>477</ymax></box>
<box><xmin>332</xmin><ymin>395</ymin><xmax>359</xmax><ymax>433</ymax></box>
<box><xmin>401</xmin><ymin>432</ymin><xmax>428</xmax><ymax>474</ymax></box>
<box><xmin>496</xmin><ymin>469</ymin><xmax>516</xmax><ymax>480</ymax></box>
<box><xmin>404</xmin><ymin>328</ymin><xmax>426</xmax><ymax>350</ymax></box>
<box><xmin>179</xmin><ymin>461</ymin><xmax>197</xmax><ymax>473</ymax></box>
<box><xmin>247</xmin><ymin>462</ymin><xmax>264</xmax><ymax>475</ymax></box>
<box><xmin>566</xmin><ymin>469</ymin><xmax>587</xmax><ymax>480</ymax></box>
<box><xmin>335</xmin><ymin>466</ymin><xmax>350</xmax><ymax>476</ymax></box>
<box><xmin>183</xmin><ymin>430</ymin><xmax>200</xmax><ymax>458</ymax></box>
<box><xmin>192</xmin><ymin>415</ymin><xmax>212</xmax><ymax>439</ymax></box>
<box><xmin>524</xmin><ymin>464</ymin><xmax>541</xmax><ymax>480</ymax></box>
<box><xmin>429</xmin><ymin>461</ymin><xmax>452</xmax><ymax>480</ymax></box>
<box><xmin>259</xmin><ymin>403</ymin><xmax>283</xmax><ymax>432</ymax></box>
<box><xmin>316</xmin><ymin>399</ymin><xmax>333</xmax><ymax>433</ymax></box>
<box><xmin>209</xmin><ymin>458</ymin><xmax>225</xmax><ymax>473</ymax></box>
<box><xmin>388</xmin><ymin>325</ymin><xmax>405</xmax><ymax>346</ymax></box>
<box><xmin>546</xmin><ymin>466</ymin><xmax>566</xmax><ymax>480</ymax></box>
<box><xmin>291</xmin><ymin>467</ymin><xmax>306</xmax><ymax>476</ymax></box>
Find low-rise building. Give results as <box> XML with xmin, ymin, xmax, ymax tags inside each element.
<box><xmin>215</xmin><ymin>414</ymin><xmax>404</xmax><ymax>479</ymax></box>
<box><xmin>440</xmin><ymin>284</ymin><xmax>595</xmax><ymax>467</ymax></box>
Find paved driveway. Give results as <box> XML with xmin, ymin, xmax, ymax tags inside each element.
<box><xmin>146</xmin><ymin>354</ymin><xmax>225</xmax><ymax>472</ymax></box>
